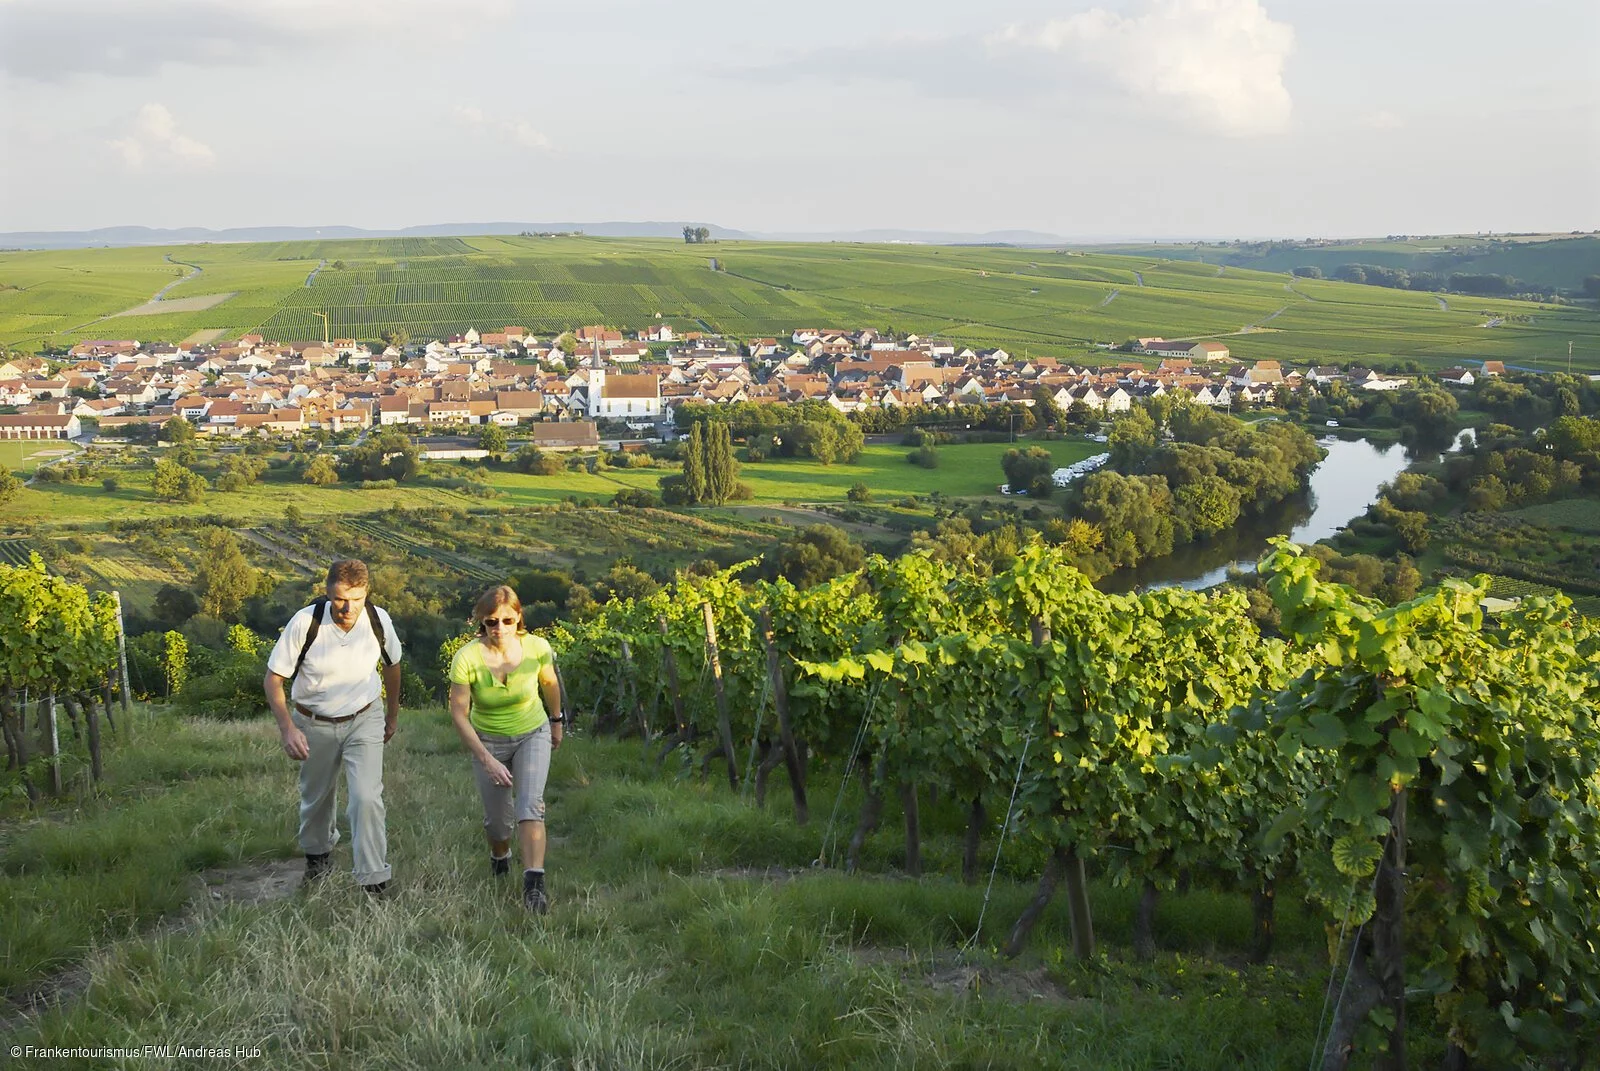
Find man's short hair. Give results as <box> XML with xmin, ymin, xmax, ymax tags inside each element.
<box><xmin>326</xmin><ymin>559</ymin><xmax>370</xmax><ymax>591</ymax></box>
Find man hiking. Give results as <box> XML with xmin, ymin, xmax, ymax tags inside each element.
<box><xmin>264</xmin><ymin>559</ymin><xmax>403</xmax><ymax>896</ymax></box>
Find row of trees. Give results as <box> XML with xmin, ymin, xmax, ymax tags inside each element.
<box><xmin>662</xmin><ymin>421</ymin><xmax>748</xmax><ymax>505</ymax></box>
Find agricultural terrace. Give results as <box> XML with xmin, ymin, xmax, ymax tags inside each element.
<box><xmin>3</xmin><ymin>236</ymin><xmax>1596</xmax><ymax>370</ymax></box>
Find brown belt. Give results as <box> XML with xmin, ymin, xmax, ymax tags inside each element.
<box><xmin>296</xmin><ymin>703</ymin><xmax>356</xmax><ymax>724</ymax></box>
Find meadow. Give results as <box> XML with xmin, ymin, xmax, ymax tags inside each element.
<box><xmin>1</xmin><ymin>710</ymin><xmax>1335</xmax><ymax>1069</ymax></box>
<box><xmin>0</xmin><ymin>439</ymin><xmax>77</xmax><ymax>473</ymax></box>
<box><xmin>0</xmin><ymin>440</ymin><xmax>1094</xmax><ymax>527</ymax></box>
<box><xmin>3</xmin><ymin>235</ymin><xmax>1596</xmax><ymax>370</ymax></box>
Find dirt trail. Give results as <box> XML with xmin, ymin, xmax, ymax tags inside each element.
<box><xmin>1</xmin><ymin>860</ymin><xmax>301</xmax><ymax>1031</ymax></box>
<box><xmin>1099</xmin><ymin>289</ymin><xmax>1120</xmax><ymax>307</ymax></box>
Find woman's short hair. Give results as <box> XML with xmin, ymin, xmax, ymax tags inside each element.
<box><xmin>326</xmin><ymin>559</ymin><xmax>369</xmax><ymax>592</ymax></box>
<box><xmin>473</xmin><ymin>584</ymin><xmax>527</xmax><ymax>636</ymax></box>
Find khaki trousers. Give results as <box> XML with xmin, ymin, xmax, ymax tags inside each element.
<box><xmin>293</xmin><ymin>698</ymin><xmax>390</xmax><ymax>885</ymax></box>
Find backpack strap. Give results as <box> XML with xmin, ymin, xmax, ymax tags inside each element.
<box><xmin>367</xmin><ymin>603</ymin><xmax>397</xmax><ymax>667</ymax></box>
<box><xmin>291</xmin><ymin>596</ymin><xmax>328</xmax><ymax>679</ymax></box>
<box><xmin>292</xmin><ymin>596</ymin><xmax>397</xmax><ymax>677</ymax></box>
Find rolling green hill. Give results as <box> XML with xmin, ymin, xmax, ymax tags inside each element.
<box><xmin>1096</xmin><ymin>234</ymin><xmax>1600</xmax><ymax>292</ymax></box>
<box><xmin>2</xmin><ymin>235</ymin><xmax>1597</xmax><ymax>370</ymax></box>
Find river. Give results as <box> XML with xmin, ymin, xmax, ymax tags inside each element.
<box><xmin>1099</xmin><ymin>436</ymin><xmax>1422</xmax><ymax>593</ymax></box>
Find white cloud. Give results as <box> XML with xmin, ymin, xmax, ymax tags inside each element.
<box><xmin>1361</xmin><ymin>110</ymin><xmax>1405</xmax><ymax>130</ymax></box>
<box><xmin>109</xmin><ymin>103</ymin><xmax>216</xmax><ymax>169</ymax></box>
<box><xmin>990</xmin><ymin>0</ymin><xmax>1296</xmax><ymax>137</ymax></box>
<box><xmin>454</xmin><ymin>105</ymin><xmax>551</xmax><ymax>151</ymax></box>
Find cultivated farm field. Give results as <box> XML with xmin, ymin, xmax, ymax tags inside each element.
<box><xmin>3</xmin><ymin>235</ymin><xmax>1597</xmax><ymax>370</ymax></box>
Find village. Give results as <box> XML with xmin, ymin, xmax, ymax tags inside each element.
<box><xmin>0</xmin><ymin>324</ymin><xmax>1494</xmax><ymax>443</ymax></box>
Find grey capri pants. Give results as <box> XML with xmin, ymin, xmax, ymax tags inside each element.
<box><xmin>472</xmin><ymin>724</ymin><xmax>552</xmax><ymax>840</ymax></box>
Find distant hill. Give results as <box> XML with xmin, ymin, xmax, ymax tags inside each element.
<box><xmin>1088</xmin><ymin>235</ymin><xmax>1600</xmax><ymax>292</ymax></box>
<box><xmin>4</xmin><ymin>234</ymin><xmax>1597</xmax><ymax>372</ymax></box>
<box><xmin>0</xmin><ymin>222</ymin><xmax>755</xmax><ymax>250</ymax></box>
<box><xmin>0</xmin><ymin>222</ymin><xmax>1086</xmax><ymax>251</ymax></box>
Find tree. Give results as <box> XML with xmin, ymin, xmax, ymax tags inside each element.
<box><xmin>0</xmin><ymin>467</ymin><xmax>21</xmax><ymax>505</ymax></box>
<box><xmin>682</xmin><ymin>422</ymin><xmax>709</xmax><ymax>503</ymax></box>
<box><xmin>706</xmin><ymin>423</ymin><xmax>739</xmax><ymax>503</ymax></box>
<box><xmin>1174</xmin><ymin>474</ymin><xmax>1242</xmax><ymax>538</ymax></box>
<box><xmin>381</xmin><ymin>328</ymin><xmax>410</xmax><ymax>353</ymax></box>
<box><xmin>1001</xmin><ymin>446</ymin><xmax>1055</xmax><ymax>497</ymax></box>
<box><xmin>161</xmin><ymin>416</ymin><xmax>196</xmax><ymax>443</ymax></box>
<box><xmin>302</xmin><ymin>455</ymin><xmax>339</xmax><ymax>486</ymax></box>
<box><xmin>191</xmin><ymin>527</ymin><xmax>261</xmax><ymax>620</ymax></box>
<box><xmin>1582</xmin><ymin>275</ymin><xmax>1600</xmax><ymax>300</ymax></box>
<box><xmin>1032</xmin><ymin>386</ymin><xmax>1066</xmax><ymax>430</ymax></box>
<box><xmin>773</xmin><ymin>524</ymin><xmax>865</xmax><ymax>588</ymax></box>
<box><xmin>1400</xmin><ymin>386</ymin><xmax>1459</xmax><ymax>445</ymax></box>
<box><xmin>216</xmin><ymin>453</ymin><xmax>267</xmax><ymax>492</ymax></box>
<box><xmin>847</xmin><ymin>481</ymin><xmax>872</xmax><ymax>502</ymax></box>
<box><xmin>152</xmin><ymin>459</ymin><xmax>206</xmax><ymax>502</ymax></box>
<box><xmin>479</xmin><ymin>424</ymin><xmax>508</xmax><ymax>458</ymax></box>
<box><xmin>592</xmin><ymin>562</ymin><xmax>659</xmax><ymax>603</ymax></box>
<box><xmin>340</xmin><ymin>426</ymin><xmax>418</xmax><ymax>482</ymax></box>
<box><xmin>513</xmin><ymin>445</ymin><xmax>563</xmax><ymax>475</ymax></box>
<box><xmin>1108</xmin><ymin>408</ymin><xmax>1157</xmax><ymax>467</ymax></box>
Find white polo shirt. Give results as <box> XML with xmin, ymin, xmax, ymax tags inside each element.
<box><xmin>266</xmin><ymin>602</ymin><xmax>403</xmax><ymax>717</ymax></box>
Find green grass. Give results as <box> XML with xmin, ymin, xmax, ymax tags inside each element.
<box><xmin>3</xmin><ymin>712</ymin><xmax>1337</xmax><ymax>1068</ymax></box>
<box><xmin>0</xmin><ymin>439</ymin><xmax>77</xmax><ymax>473</ymax></box>
<box><xmin>0</xmin><ymin>440</ymin><xmax>1097</xmax><ymax>527</ymax></box>
<box><xmin>5</xmin><ymin>236</ymin><xmax>1597</xmax><ymax>368</ymax></box>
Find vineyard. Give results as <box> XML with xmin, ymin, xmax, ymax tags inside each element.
<box><xmin>6</xmin><ymin>235</ymin><xmax>1598</xmax><ymax>368</ymax></box>
<box><xmin>0</xmin><ymin>538</ymin><xmax>39</xmax><ymax>567</ymax></box>
<box><xmin>0</xmin><ymin>555</ymin><xmax>129</xmax><ymax>801</ymax></box>
<box><xmin>547</xmin><ymin>541</ymin><xmax>1600</xmax><ymax>1068</ymax></box>
<box><xmin>341</xmin><ymin>517</ymin><xmax>501</xmax><ymax>581</ymax></box>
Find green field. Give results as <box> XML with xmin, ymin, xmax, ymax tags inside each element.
<box><xmin>1095</xmin><ymin>234</ymin><xmax>1600</xmax><ymax>291</ymax></box>
<box><xmin>4</xmin><ymin>235</ymin><xmax>1597</xmax><ymax>369</ymax></box>
<box><xmin>0</xmin><ymin>441</ymin><xmax>1097</xmax><ymax>527</ymax></box>
<box><xmin>0</xmin><ymin>439</ymin><xmax>78</xmax><ymax>473</ymax></box>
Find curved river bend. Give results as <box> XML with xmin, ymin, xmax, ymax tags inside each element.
<box><xmin>1099</xmin><ymin>436</ymin><xmax>1419</xmax><ymax>593</ymax></box>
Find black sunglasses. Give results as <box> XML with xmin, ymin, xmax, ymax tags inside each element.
<box><xmin>483</xmin><ymin>616</ymin><xmax>519</xmax><ymax>627</ymax></box>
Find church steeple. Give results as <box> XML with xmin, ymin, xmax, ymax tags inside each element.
<box><xmin>587</xmin><ymin>341</ymin><xmax>605</xmax><ymax>418</ymax></box>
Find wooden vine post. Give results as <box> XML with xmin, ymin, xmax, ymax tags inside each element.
<box><xmin>112</xmin><ymin>590</ymin><xmax>132</xmax><ymax>719</ymax></box>
<box><xmin>658</xmin><ymin>615</ymin><xmax>687</xmax><ymax>738</ymax></box>
<box><xmin>1006</xmin><ymin>616</ymin><xmax>1096</xmax><ymax>960</ymax></box>
<box><xmin>758</xmin><ymin>608</ymin><xmax>808</xmax><ymax>824</ymax></box>
<box><xmin>43</xmin><ymin>691</ymin><xmax>61</xmax><ymax>795</ymax></box>
<box><xmin>619</xmin><ymin>637</ymin><xmax>649</xmax><ymax>739</ymax></box>
<box><xmin>701</xmin><ymin>601</ymin><xmax>739</xmax><ymax>791</ymax></box>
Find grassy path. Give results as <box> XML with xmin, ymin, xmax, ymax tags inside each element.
<box><xmin>1</xmin><ymin>711</ymin><xmax>1336</xmax><ymax>1068</ymax></box>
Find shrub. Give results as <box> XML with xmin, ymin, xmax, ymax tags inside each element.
<box><xmin>612</xmin><ymin>488</ymin><xmax>660</xmax><ymax>508</ymax></box>
<box><xmin>359</xmin><ymin>479</ymin><xmax>398</xmax><ymax>490</ymax></box>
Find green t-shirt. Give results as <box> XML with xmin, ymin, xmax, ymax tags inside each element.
<box><xmin>448</xmin><ymin>633</ymin><xmax>555</xmax><ymax>736</ymax></box>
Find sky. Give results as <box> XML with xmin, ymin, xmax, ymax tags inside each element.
<box><xmin>1</xmin><ymin>0</ymin><xmax>1596</xmax><ymax>239</ymax></box>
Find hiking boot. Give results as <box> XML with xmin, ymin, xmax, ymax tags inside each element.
<box><xmin>522</xmin><ymin>871</ymin><xmax>549</xmax><ymax>914</ymax></box>
<box><xmin>302</xmin><ymin>852</ymin><xmax>332</xmax><ymax>887</ymax></box>
<box><xmin>491</xmin><ymin>854</ymin><xmax>511</xmax><ymax>878</ymax></box>
<box><xmin>363</xmin><ymin>881</ymin><xmax>391</xmax><ymax>900</ymax></box>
